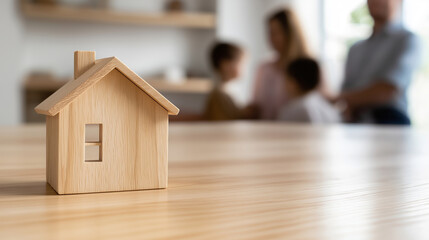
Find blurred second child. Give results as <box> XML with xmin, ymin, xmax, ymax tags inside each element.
<box><xmin>277</xmin><ymin>58</ymin><xmax>341</xmax><ymax>123</ymax></box>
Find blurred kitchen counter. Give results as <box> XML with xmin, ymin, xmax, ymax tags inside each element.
<box><xmin>1</xmin><ymin>122</ymin><xmax>429</xmax><ymax>239</ymax></box>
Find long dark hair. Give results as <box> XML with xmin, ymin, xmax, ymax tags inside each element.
<box><xmin>268</xmin><ymin>8</ymin><xmax>310</xmax><ymax>65</ymax></box>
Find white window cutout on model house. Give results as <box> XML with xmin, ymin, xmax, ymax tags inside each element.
<box><xmin>85</xmin><ymin>124</ymin><xmax>102</xmax><ymax>162</ymax></box>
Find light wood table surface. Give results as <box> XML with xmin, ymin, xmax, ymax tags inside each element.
<box><xmin>1</xmin><ymin>122</ymin><xmax>429</xmax><ymax>239</ymax></box>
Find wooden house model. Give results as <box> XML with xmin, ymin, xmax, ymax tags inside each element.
<box><xmin>35</xmin><ymin>51</ymin><xmax>179</xmax><ymax>194</ymax></box>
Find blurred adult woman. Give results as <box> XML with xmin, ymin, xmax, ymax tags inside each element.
<box><xmin>253</xmin><ymin>8</ymin><xmax>310</xmax><ymax>120</ymax></box>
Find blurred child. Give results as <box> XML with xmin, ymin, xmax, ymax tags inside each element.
<box><xmin>277</xmin><ymin>58</ymin><xmax>341</xmax><ymax>123</ymax></box>
<box><xmin>204</xmin><ymin>42</ymin><xmax>255</xmax><ymax>120</ymax></box>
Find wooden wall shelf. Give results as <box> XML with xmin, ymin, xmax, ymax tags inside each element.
<box><xmin>21</xmin><ymin>2</ymin><xmax>216</xmax><ymax>29</ymax></box>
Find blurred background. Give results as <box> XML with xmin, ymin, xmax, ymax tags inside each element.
<box><xmin>0</xmin><ymin>0</ymin><xmax>427</xmax><ymax>127</ymax></box>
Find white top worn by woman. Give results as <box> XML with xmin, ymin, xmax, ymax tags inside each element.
<box><xmin>277</xmin><ymin>92</ymin><xmax>341</xmax><ymax>124</ymax></box>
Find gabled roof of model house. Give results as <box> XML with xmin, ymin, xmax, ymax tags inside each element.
<box><xmin>35</xmin><ymin>56</ymin><xmax>179</xmax><ymax>116</ymax></box>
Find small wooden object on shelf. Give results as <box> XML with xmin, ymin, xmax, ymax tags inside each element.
<box><xmin>23</xmin><ymin>74</ymin><xmax>68</xmax><ymax>123</ymax></box>
<box><xmin>166</xmin><ymin>0</ymin><xmax>183</xmax><ymax>12</ymax></box>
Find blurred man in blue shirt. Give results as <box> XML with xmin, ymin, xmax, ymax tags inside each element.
<box><xmin>338</xmin><ymin>0</ymin><xmax>420</xmax><ymax>125</ymax></box>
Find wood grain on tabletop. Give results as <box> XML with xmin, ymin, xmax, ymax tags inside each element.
<box><xmin>0</xmin><ymin>122</ymin><xmax>429</xmax><ymax>240</ymax></box>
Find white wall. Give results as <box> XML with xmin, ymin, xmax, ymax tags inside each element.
<box><xmin>22</xmin><ymin>0</ymin><xmax>217</xmax><ymax>79</ymax></box>
<box><xmin>22</xmin><ymin>22</ymin><xmax>214</xmax><ymax>79</ymax></box>
<box><xmin>0</xmin><ymin>0</ymin><xmax>23</xmax><ymax>125</ymax></box>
